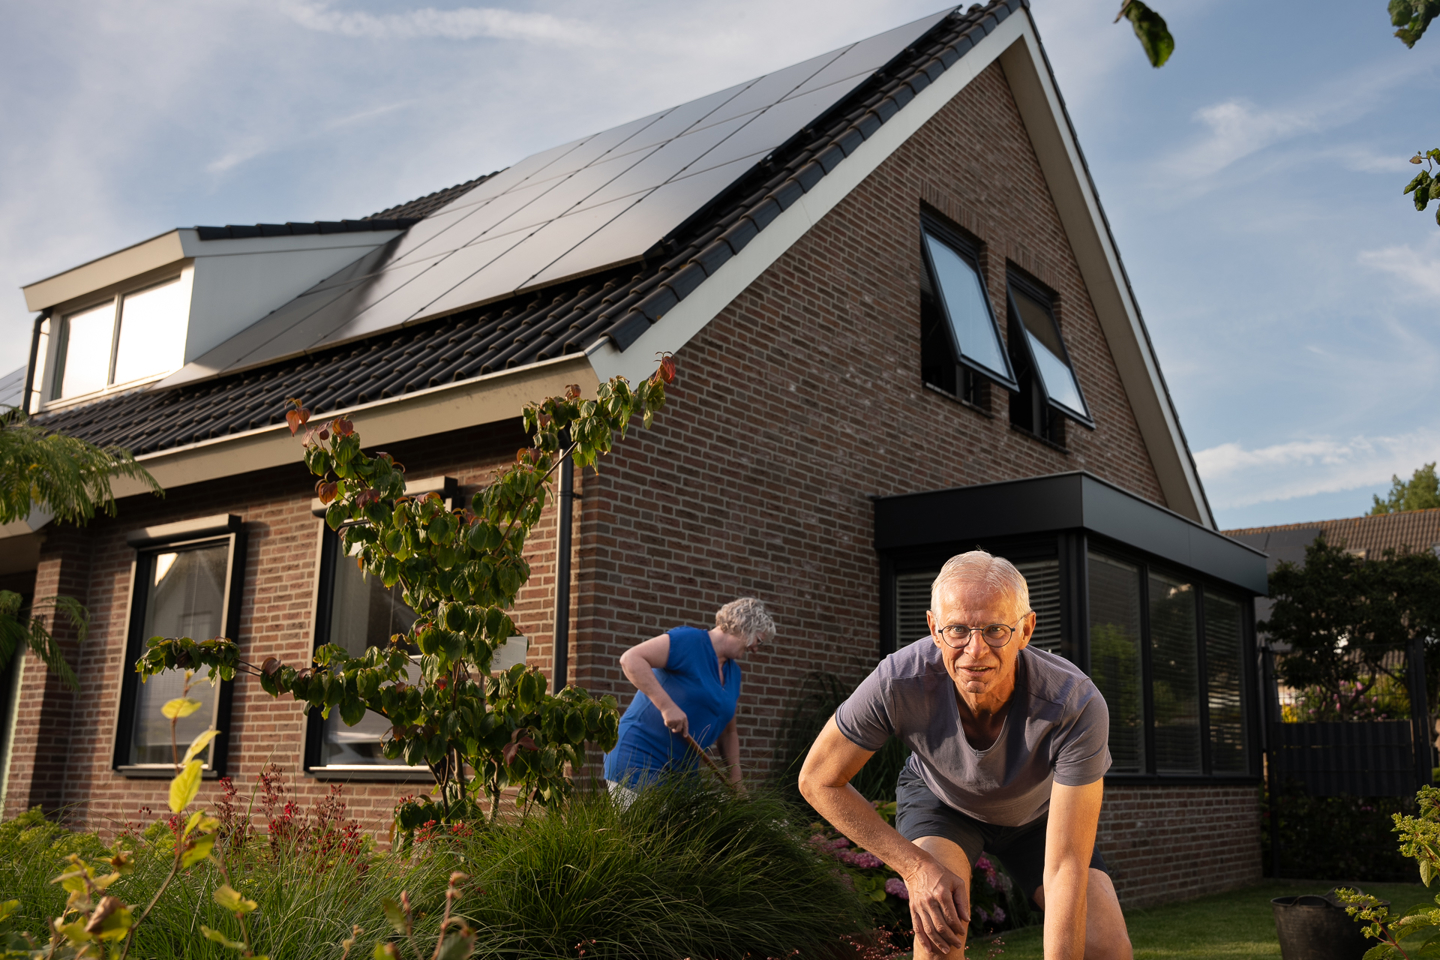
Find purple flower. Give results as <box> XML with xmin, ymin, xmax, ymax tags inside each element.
<box><xmin>973</xmin><ymin>907</ymin><xmax>990</xmax><ymax>925</ymax></box>
<box><xmin>841</xmin><ymin>851</ymin><xmax>884</xmax><ymax>869</ymax></box>
<box><xmin>884</xmin><ymin>878</ymin><xmax>909</xmax><ymax>900</ymax></box>
<box><xmin>992</xmin><ymin>907</ymin><xmax>1006</xmax><ymax>924</ymax></box>
<box><xmin>974</xmin><ymin>855</ymin><xmax>993</xmax><ymax>872</ymax></box>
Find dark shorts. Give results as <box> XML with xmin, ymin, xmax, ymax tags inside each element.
<box><xmin>894</xmin><ymin>766</ymin><xmax>1109</xmax><ymax>906</ymax></box>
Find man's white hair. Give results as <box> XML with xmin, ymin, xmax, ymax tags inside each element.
<box><xmin>930</xmin><ymin>550</ymin><xmax>1031</xmax><ymax>615</ymax></box>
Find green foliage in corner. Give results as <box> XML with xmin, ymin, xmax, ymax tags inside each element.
<box><xmin>1372</xmin><ymin>462</ymin><xmax>1440</xmax><ymax>515</ymax></box>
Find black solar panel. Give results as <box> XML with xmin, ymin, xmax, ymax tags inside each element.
<box><xmin>168</xmin><ymin>8</ymin><xmax>954</xmax><ymax>383</ymax></box>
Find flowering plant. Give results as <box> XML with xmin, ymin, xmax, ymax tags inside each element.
<box><xmin>806</xmin><ymin>801</ymin><xmax>1021</xmax><ymax>937</ymax></box>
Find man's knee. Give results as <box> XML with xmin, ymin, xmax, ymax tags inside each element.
<box><xmin>1084</xmin><ymin>868</ymin><xmax>1131</xmax><ymax>960</ymax></box>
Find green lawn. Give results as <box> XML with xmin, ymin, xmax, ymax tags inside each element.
<box><xmin>972</xmin><ymin>880</ymin><xmax>1434</xmax><ymax>959</ymax></box>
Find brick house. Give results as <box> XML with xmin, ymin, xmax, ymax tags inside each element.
<box><xmin>0</xmin><ymin>0</ymin><xmax>1266</xmax><ymax>907</ymax></box>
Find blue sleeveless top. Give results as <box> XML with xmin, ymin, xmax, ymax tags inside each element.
<box><xmin>602</xmin><ymin>625</ymin><xmax>742</xmax><ymax>787</ymax></box>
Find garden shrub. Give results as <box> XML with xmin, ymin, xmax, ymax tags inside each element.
<box><xmin>0</xmin><ymin>774</ymin><xmax>891</xmax><ymax>960</ymax></box>
<box><xmin>1265</xmin><ymin>778</ymin><xmax>1417</xmax><ymax>882</ymax></box>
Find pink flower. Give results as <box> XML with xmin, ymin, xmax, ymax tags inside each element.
<box><xmin>841</xmin><ymin>851</ymin><xmax>883</xmax><ymax>869</ymax></box>
<box><xmin>884</xmin><ymin>878</ymin><xmax>909</xmax><ymax>900</ymax></box>
<box><xmin>991</xmin><ymin>907</ymin><xmax>1006</xmax><ymax>924</ymax></box>
<box><xmin>975</xmin><ymin>855</ymin><xmax>993</xmax><ymax>872</ymax></box>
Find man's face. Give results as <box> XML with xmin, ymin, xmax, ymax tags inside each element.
<box><xmin>927</xmin><ymin>577</ymin><xmax>1034</xmax><ymax>708</ymax></box>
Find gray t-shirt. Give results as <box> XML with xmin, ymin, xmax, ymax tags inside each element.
<box><xmin>834</xmin><ymin>640</ymin><xmax>1111</xmax><ymax>826</ymax></box>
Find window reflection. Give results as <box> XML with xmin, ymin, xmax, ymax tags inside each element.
<box><xmin>922</xmin><ymin>232</ymin><xmax>1014</xmax><ymax>386</ymax></box>
<box><xmin>1205</xmin><ymin>592</ymin><xmax>1248</xmax><ymax>773</ymax></box>
<box><xmin>318</xmin><ymin>535</ymin><xmax>419</xmax><ymax>766</ymax></box>
<box><xmin>1088</xmin><ymin>552</ymin><xmax>1145</xmax><ymax>773</ymax></box>
<box><xmin>57</xmin><ymin>301</ymin><xmax>116</xmax><ymax>400</ymax></box>
<box><xmin>129</xmin><ymin>543</ymin><xmax>228</xmax><ymax>765</ymax></box>
<box><xmin>1149</xmin><ymin>573</ymin><xmax>1200</xmax><ymax>773</ymax></box>
<box><xmin>113</xmin><ymin>278</ymin><xmax>187</xmax><ymax>385</ymax></box>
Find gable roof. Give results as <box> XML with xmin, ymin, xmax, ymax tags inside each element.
<box><xmin>23</xmin><ymin>0</ymin><xmax>1215</xmax><ymax>528</ymax></box>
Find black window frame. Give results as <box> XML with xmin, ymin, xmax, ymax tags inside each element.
<box><xmin>1084</xmin><ymin>535</ymin><xmax>1257</xmax><ymax>782</ymax></box>
<box><xmin>301</xmin><ymin>477</ymin><xmax>457</xmax><ymax>781</ymax></box>
<box><xmin>1005</xmin><ymin>270</ymin><xmax>1094</xmax><ymax>443</ymax></box>
<box><xmin>112</xmin><ymin>514</ymin><xmax>245</xmax><ymax>779</ymax></box>
<box><xmin>918</xmin><ymin>216</ymin><xmax>1019</xmax><ymax>403</ymax></box>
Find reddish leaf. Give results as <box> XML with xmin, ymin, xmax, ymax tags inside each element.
<box><xmin>335</xmin><ymin>418</ymin><xmax>355</xmax><ymax>437</ymax></box>
<box><xmin>318</xmin><ymin>428</ymin><xmax>330</xmax><ymax>441</ymax></box>
<box><xmin>317</xmin><ymin>481</ymin><xmax>339</xmax><ymax>505</ymax></box>
<box><xmin>261</xmin><ymin>657</ymin><xmax>280</xmax><ymax>676</ymax></box>
<box><xmin>502</xmin><ymin>730</ymin><xmax>537</xmax><ymax>764</ymax></box>
<box><xmin>564</xmin><ymin>384</ymin><xmax>582</xmax><ymax>400</ymax></box>
<box><xmin>355</xmin><ymin>487</ymin><xmax>380</xmax><ymax>508</ymax></box>
<box><xmin>284</xmin><ymin>398</ymin><xmax>311</xmax><ymax>435</ymax></box>
<box><xmin>660</xmin><ymin>355</ymin><xmax>676</xmax><ymax>383</ymax></box>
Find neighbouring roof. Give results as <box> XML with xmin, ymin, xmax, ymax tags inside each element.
<box><xmin>1225</xmin><ymin>509</ymin><xmax>1440</xmax><ymax>571</ymax></box>
<box><xmin>31</xmin><ymin>0</ymin><xmax>1027</xmax><ymax>457</ymax></box>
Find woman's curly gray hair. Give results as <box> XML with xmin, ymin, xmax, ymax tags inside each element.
<box><xmin>715</xmin><ymin>597</ymin><xmax>776</xmax><ymax>644</ymax></box>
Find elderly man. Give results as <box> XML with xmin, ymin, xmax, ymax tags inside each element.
<box><xmin>799</xmin><ymin>551</ymin><xmax>1132</xmax><ymax>959</ymax></box>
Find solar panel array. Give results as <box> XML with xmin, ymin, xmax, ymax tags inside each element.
<box><xmin>168</xmin><ymin>9</ymin><xmax>953</xmax><ymax>385</ymax></box>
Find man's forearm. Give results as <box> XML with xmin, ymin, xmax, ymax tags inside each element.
<box><xmin>1041</xmin><ymin>861</ymin><xmax>1088</xmax><ymax>960</ymax></box>
<box><xmin>805</xmin><ymin>781</ymin><xmax>931</xmax><ymax>876</ymax></box>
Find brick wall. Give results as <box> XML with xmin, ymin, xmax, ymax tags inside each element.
<box><xmin>0</xmin><ymin>421</ymin><xmax>567</xmax><ymax>836</ymax></box>
<box><xmin>1098</xmin><ymin>783</ymin><xmax>1263</xmax><ymax>908</ymax></box>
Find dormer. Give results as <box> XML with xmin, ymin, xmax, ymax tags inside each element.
<box><xmin>20</xmin><ymin>220</ymin><xmax>412</xmax><ymax>413</ymax></box>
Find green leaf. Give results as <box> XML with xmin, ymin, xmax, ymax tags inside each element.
<box><xmin>168</xmin><ymin>760</ymin><xmax>203</xmax><ymax>813</ymax></box>
<box><xmin>182</xmin><ymin>728</ymin><xmax>220</xmax><ymax>764</ymax></box>
<box><xmin>162</xmin><ymin>697</ymin><xmax>203</xmax><ymax>719</ymax></box>
<box><xmin>213</xmin><ymin>884</ymin><xmax>258</xmax><ymax>915</ymax></box>
<box><xmin>200</xmin><ymin>925</ymin><xmax>248</xmax><ymax>950</ymax></box>
<box><xmin>380</xmin><ymin>898</ymin><xmax>406</xmax><ymax>934</ymax></box>
<box><xmin>1117</xmin><ymin>0</ymin><xmax>1174</xmax><ymax>67</ymax></box>
<box><xmin>182</xmin><ymin>832</ymin><xmax>216</xmax><ymax>868</ymax></box>
<box><xmin>340</xmin><ymin>695</ymin><xmax>368</xmax><ymax>728</ymax></box>
<box><xmin>1391</xmin><ymin>0</ymin><xmax>1440</xmax><ymax>48</ymax></box>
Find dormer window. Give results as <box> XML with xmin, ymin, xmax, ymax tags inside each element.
<box><xmin>919</xmin><ymin>222</ymin><xmax>1018</xmax><ymax>410</ymax></box>
<box><xmin>1007</xmin><ymin>272</ymin><xmax>1092</xmax><ymax>444</ymax></box>
<box><xmin>50</xmin><ymin>275</ymin><xmax>189</xmax><ymax>403</ymax></box>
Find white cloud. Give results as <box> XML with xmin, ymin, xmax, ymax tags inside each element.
<box><xmin>279</xmin><ymin>1</ymin><xmax>609</xmax><ymax>47</ymax></box>
<box><xmin>1357</xmin><ymin>238</ymin><xmax>1440</xmax><ymax>299</ymax></box>
<box><xmin>1176</xmin><ymin>99</ymin><xmax>1317</xmax><ymax>179</ymax></box>
<box><xmin>1196</xmin><ymin>430</ymin><xmax>1440</xmax><ymax>508</ymax></box>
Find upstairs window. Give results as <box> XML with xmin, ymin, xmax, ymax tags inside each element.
<box><xmin>50</xmin><ymin>276</ymin><xmax>188</xmax><ymax>403</ymax></box>
<box><xmin>919</xmin><ymin>224</ymin><xmax>1017</xmax><ymax>410</ymax></box>
<box><xmin>1007</xmin><ymin>275</ymin><xmax>1093</xmax><ymax>444</ymax></box>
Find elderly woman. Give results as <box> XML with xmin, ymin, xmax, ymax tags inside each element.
<box><xmin>603</xmin><ymin>597</ymin><xmax>776</xmax><ymax>798</ymax></box>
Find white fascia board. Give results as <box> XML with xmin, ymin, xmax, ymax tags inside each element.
<box><xmin>176</xmin><ymin>229</ymin><xmax>401</xmax><ymax>259</ymax></box>
<box><xmin>23</xmin><ymin>231</ymin><xmax>186</xmax><ymax>312</ymax></box>
<box><xmin>997</xmin><ymin>23</ymin><xmax>1212</xmax><ymax>527</ymax></box>
<box><xmin>95</xmin><ymin>353</ymin><xmax>598</xmax><ymax>501</ymax></box>
<box><xmin>589</xmin><ymin>10</ymin><xmax>1212</xmax><ymax>527</ymax></box>
<box><xmin>0</xmin><ymin>505</ymin><xmax>54</xmax><ymax>541</ymax></box>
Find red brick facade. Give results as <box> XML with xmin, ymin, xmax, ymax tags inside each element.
<box><xmin>1</xmin><ymin>60</ymin><xmax>1259</xmax><ymax>907</ymax></box>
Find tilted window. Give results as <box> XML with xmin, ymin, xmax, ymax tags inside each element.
<box><xmin>114</xmin><ymin>515</ymin><xmax>244</xmax><ymax>777</ymax></box>
<box><xmin>1006</xmin><ymin>275</ymin><xmax>1093</xmax><ymax>443</ymax></box>
<box><xmin>50</xmin><ymin>275</ymin><xmax>188</xmax><ymax>404</ymax></box>
<box><xmin>919</xmin><ymin>225</ymin><xmax>1017</xmax><ymax>407</ymax></box>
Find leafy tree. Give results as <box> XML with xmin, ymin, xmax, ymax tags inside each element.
<box><xmin>1264</xmin><ymin>534</ymin><xmax>1440</xmax><ymax>718</ymax></box>
<box><xmin>0</xmin><ymin>405</ymin><xmax>160</xmax><ymax>527</ymax></box>
<box><xmin>0</xmin><ymin>405</ymin><xmax>161</xmax><ymax>691</ymax></box>
<box><xmin>137</xmin><ymin>360</ymin><xmax>675</xmax><ymax>828</ymax></box>
<box><xmin>1372</xmin><ymin>462</ymin><xmax>1440</xmax><ymax>515</ymax></box>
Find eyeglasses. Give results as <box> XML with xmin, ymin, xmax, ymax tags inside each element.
<box><xmin>932</xmin><ymin>616</ymin><xmax>1029</xmax><ymax>649</ymax></box>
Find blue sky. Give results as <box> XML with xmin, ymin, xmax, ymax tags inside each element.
<box><xmin>2</xmin><ymin>0</ymin><xmax>1436</xmax><ymax>530</ymax></box>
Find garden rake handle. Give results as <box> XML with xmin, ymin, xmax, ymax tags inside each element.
<box><xmin>683</xmin><ymin>733</ymin><xmax>739</xmax><ymax>793</ymax></box>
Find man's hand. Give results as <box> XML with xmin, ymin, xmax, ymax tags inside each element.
<box><xmin>661</xmin><ymin>703</ymin><xmax>689</xmax><ymax>738</ymax></box>
<box><xmin>905</xmin><ymin>856</ymin><xmax>971</xmax><ymax>955</ymax></box>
